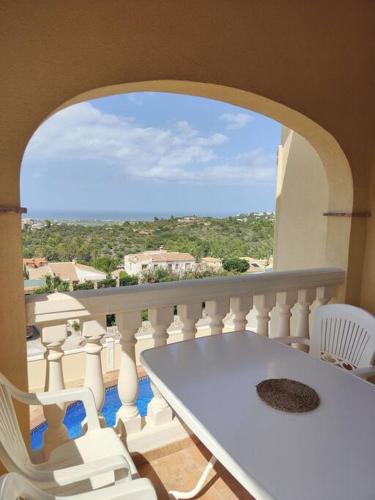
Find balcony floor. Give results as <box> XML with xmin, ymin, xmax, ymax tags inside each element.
<box><xmin>135</xmin><ymin>437</ymin><xmax>254</xmax><ymax>499</ymax></box>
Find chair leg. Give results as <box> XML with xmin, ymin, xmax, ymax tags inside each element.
<box><xmin>168</xmin><ymin>455</ymin><xmax>217</xmax><ymax>499</ymax></box>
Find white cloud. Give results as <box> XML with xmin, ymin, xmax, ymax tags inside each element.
<box><xmin>25</xmin><ymin>102</ymin><xmax>274</xmax><ymax>186</ymax></box>
<box><xmin>129</xmin><ymin>148</ymin><xmax>275</xmax><ymax>185</ymax></box>
<box><xmin>220</xmin><ymin>112</ymin><xmax>253</xmax><ymax>130</ymax></box>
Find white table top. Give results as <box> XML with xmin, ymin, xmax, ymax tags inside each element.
<box><xmin>141</xmin><ymin>331</ymin><xmax>375</xmax><ymax>500</ymax></box>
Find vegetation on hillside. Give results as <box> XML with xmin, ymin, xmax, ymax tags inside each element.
<box><xmin>22</xmin><ymin>213</ymin><xmax>274</xmax><ymax>267</ymax></box>
<box><xmin>222</xmin><ymin>257</ymin><xmax>250</xmax><ymax>273</ymax></box>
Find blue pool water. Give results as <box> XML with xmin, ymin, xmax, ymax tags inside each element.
<box><xmin>30</xmin><ymin>376</ymin><xmax>153</xmax><ymax>450</ymax></box>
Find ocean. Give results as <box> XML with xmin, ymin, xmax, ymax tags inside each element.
<box><xmin>24</xmin><ymin>210</ymin><xmax>234</xmax><ymax>222</ymax></box>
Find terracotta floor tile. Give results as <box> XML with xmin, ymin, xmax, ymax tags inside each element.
<box><xmin>138</xmin><ymin>438</ymin><xmax>255</xmax><ymax>499</ymax></box>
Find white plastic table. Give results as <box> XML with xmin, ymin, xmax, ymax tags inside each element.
<box><xmin>141</xmin><ymin>331</ymin><xmax>375</xmax><ymax>500</ymax></box>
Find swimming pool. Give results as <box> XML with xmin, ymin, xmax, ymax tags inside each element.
<box><xmin>30</xmin><ymin>376</ymin><xmax>153</xmax><ymax>450</ymax></box>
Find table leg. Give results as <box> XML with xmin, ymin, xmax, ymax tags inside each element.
<box><xmin>168</xmin><ymin>455</ymin><xmax>217</xmax><ymax>499</ymax></box>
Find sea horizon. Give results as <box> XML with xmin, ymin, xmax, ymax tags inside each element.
<box><xmin>23</xmin><ymin>209</ymin><xmax>270</xmax><ymax>222</ymax></box>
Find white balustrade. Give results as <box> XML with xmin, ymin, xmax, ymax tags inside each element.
<box><xmin>275</xmin><ymin>290</ymin><xmax>298</xmax><ymax>338</ymax></box>
<box><xmin>178</xmin><ymin>303</ymin><xmax>202</xmax><ymax>340</ymax></box>
<box><xmin>82</xmin><ymin>315</ymin><xmax>106</xmax><ymax>423</ymax></box>
<box><xmin>41</xmin><ymin>323</ymin><xmax>69</xmax><ymax>454</ymax></box>
<box><xmin>316</xmin><ymin>285</ymin><xmax>336</xmax><ymax>306</ymax></box>
<box><xmin>149</xmin><ymin>307</ymin><xmax>174</xmax><ymax>347</ymax></box>
<box><xmin>26</xmin><ymin>269</ymin><xmax>345</xmax><ymax>328</ymax></box>
<box><xmin>147</xmin><ymin>307</ymin><xmax>174</xmax><ymax>426</ymax></box>
<box><xmin>295</xmin><ymin>288</ymin><xmax>317</xmax><ymax>340</ymax></box>
<box><xmin>106</xmin><ymin>336</ymin><xmax>116</xmax><ymax>371</ymax></box>
<box><xmin>231</xmin><ymin>296</ymin><xmax>253</xmax><ymax>331</ymax></box>
<box><xmin>206</xmin><ymin>298</ymin><xmax>230</xmax><ymax>334</ymax></box>
<box><xmin>26</xmin><ymin>268</ymin><xmax>345</xmax><ymax>449</ymax></box>
<box><xmin>254</xmin><ymin>293</ymin><xmax>276</xmax><ymax>336</ymax></box>
<box><xmin>115</xmin><ymin>310</ymin><xmax>142</xmax><ymax>437</ymax></box>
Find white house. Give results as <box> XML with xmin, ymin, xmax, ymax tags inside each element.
<box><xmin>124</xmin><ymin>249</ymin><xmax>196</xmax><ymax>276</ymax></box>
<box><xmin>28</xmin><ymin>261</ymin><xmax>106</xmax><ymax>285</ymax></box>
<box><xmin>197</xmin><ymin>257</ymin><xmax>223</xmax><ymax>272</ymax></box>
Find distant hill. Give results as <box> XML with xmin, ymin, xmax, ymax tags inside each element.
<box><xmin>22</xmin><ymin>213</ymin><xmax>274</xmax><ymax>265</ymax></box>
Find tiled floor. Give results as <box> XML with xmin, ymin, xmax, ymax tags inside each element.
<box><xmin>135</xmin><ymin>437</ymin><xmax>254</xmax><ymax>499</ymax></box>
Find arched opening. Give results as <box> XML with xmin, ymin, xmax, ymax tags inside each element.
<box><xmin>21</xmin><ymin>80</ymin><xmax>353</xmax><ymax>286</ymax></box>
<box><xmin>3</xmin><ymin>4</ymin><xmax>373</xmax><ymax>479</ymax></box>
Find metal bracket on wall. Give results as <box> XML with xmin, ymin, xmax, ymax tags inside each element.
<box><xmin>0</xmin><ymin>207</ymin><xmax>27</xmax><ymax>214</ymax></box>
<box><xmin>323</xmin><ymin>212</ymin><xmax>371</xmax><ymax>218</ymax></box>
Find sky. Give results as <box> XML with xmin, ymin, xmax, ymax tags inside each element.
<box><xmin>21</xmin><ymin>92</ymin><xmax>281</xmax><ymax>217</ymax></box>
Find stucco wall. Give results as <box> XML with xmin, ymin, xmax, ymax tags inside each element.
<box><xmin>360</xmin><ymin>156</ymin><xmax>375</xmax><ymax>312</ymax></box>
<box><xmin>0</xmin><ymin>1</ymin><xmax>374</xmax><ymax>459</ymax></box>
<box><xmin>274</xmin><ymin>128</ymin><xmax>329</xmax><ymax>270</ymax></box>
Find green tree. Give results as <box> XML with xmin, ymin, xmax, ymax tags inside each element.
<box><xmin>71</xmin><ymin>320</ymin><xmax>81</xmax><ymax>333</ymax></box>
<box><xmin>22</xmin><ymin>213</ymin><xmax>275</xmax><ymax>278</ymax></box>
<box><xmin>222</xmin><ymin>257</ymin><xmax>249</xmax><ymax>273</ymax></box>
<box><xmin>97</xmin><ymin>275</ymin><xmax>117</xmax><ymax>289</ymax></box>
<box><xmin>23</xmin><ymin>265</ymin><xmax>29</xmax><ymax>279</ymax></box>
<box><xmin>139</xmin><ymin>268</ymin><xmax>177</xmax><ymax>284</ymax></box>
<box><xmin>119</xmin><ymin>271</ymin><xmax>138</xmax><ymax>286</ymax></box>
<box><xmin>91</xmin><ymin>255</ymin><xmax>119</xmax><ymax>273</ymax></box>
<box><xmin>34</xmin><ymin>275</ymin><xmax>70</xmax><ymax>294</ymax></box>
<box><xmin>73</xmin><ymin>280</ymin><xmax>95</xmax><ymax>290</ymax></box>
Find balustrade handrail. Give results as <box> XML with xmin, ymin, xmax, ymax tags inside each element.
<box><xmin>27</xmin><ymin>266</ymin><xmax>346</xmax><ymax>453</ymax></box>
<box><xmin>26</xmin><ymin>267</ymin><xmax>345</xmax><ymax>325</ymax></box>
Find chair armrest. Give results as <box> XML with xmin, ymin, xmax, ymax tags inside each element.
<box><xmin>76</xmin><ymin>478</ymin><xmax>157</xmax><ymax>500</ymax></box>
<box><xmin>30</xmin><ymin>455</ymin><xmax>129</xmax><ymax>487</ymax></box>
<box><xmin>35</xmin><ymin>387</ymin><xmax>100</xmax><ymax>431</ymax></box>
<box><xmin>275</xmin><ymin>336</ymin><xmax>310</xmax><ymax>346</ymax></box>
<box><xmin>353</xmin><ymin>366</ymin><xmax>375</xmax><ymax>379</ymax></box>
<box><xmin>52</xmin><ymin>455</ymin><xmax>130</xmax><ymax>486</ymax></box>
<box><xmin>1</xmin><ymin>374</ymin><xmax>98</xmax><ymax>431</ymax></box>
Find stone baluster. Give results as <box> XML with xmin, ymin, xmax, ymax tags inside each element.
<box><xmin>295</xmin><ymin>289</ymin><xmax>316</xmax><ymax>347</ymax></box>
<box><xmin>41</xmin><ymin>323</ymin><xmax>69</xmax><ymax>454</ymax></box>
<box><xmin>230</xmin><ymin>296</ymin><xmax>253</xmax><ymax>331</ymax></box>
<box><xmin>254</xmin><ymin>293</ymin><xmax>276</xmax><ymax>337</ymax></box>
<box><xmin>177</xmin><ymin>303</ymin><xmax>202</xmax><ymax>340</ymax></box>
<box><xmin>115</xmin><ymin>311</ymin><xmax>142</xmax><ymax>438</ymax></box>
<box><xmin>149</xmin><ymin>307</ymin><xmax>174</xmax><ymax>347</ymax></box>
<box><xmin>316</xmin><ymin>286</ymin><xmax>335</xmax><ymax>306</ymax></box>
<box><xmin>275</xmin><ymin>291</ymin><xmax>298</xmax><ymax>338</ymax></box>
<box><xmin>147</xmin><ymin>307</ymin><xmax>174</xmax><ymax>426</ymax></box>
<box><xmin>82</xmin><ymin>316</ymin><xmax>106</xmax><ymax>424</ymax></box>
<box><xmin>205</xmin><ymin>299</ymin><xmax>230</xmax><ymax>335</ymax></box>
<box><xmin>106</xmin><ymin>336</ymin><xmax>116</xmax><ymax>371</ymax></box>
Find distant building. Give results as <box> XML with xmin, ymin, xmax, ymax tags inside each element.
<box><xmin>21</xmin><ymin>218</ymin><xmax>34</xmax><ymax>230</ymax></box>
<box><xmin>124</xmin><ymin>248</ymin><xmax>196</xmax><ymax>276</ymax></box>
<box><xmin>111</xmin><ymin>269</ymin><xmax>123</xmax><ymax>279</ymax></box>
<box><xmin>23</xmin><ymin>257</ymin><xmax>48</xmax><ymax>269</ymax></box>
<box><xmin>265</xmin><ymin>256</ymin><xmax>273</xmax><ymax>272</ymax></box>
<box><xmin>240</xmin><ymin>256</ymin><xmax>273</xmax><ymax>273</ymax></box>
<box><xmin>30</xmin><ymin>222</ymin><xmax>44</xmax><ymax>231</ymax></box>
<box><xmin>198</xmin><ymin>257</ymin><xmax>222</xmax><ymax>272</ymax></box>
<box><xmin>176</xmin><ymin>216</ymin><xmax>200</xmax><ymax>223</ymax></box>
<box><xmin>240</xmin><ymin>257</ymin><xmax>269</xmax><ymax>273</ymax></box>
<box><xmin>28</xmin><ymin>261</ymin><xmax>106</xmax><ymax>286</ymax></box>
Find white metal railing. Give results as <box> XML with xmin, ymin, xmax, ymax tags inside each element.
<box><xmin>26</xmin><ymin>267</ymin><xmax>345</xmax><ymax>453</ymax></box>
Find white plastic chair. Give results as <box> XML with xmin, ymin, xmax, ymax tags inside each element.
<box><xmin>277</xmin><ymin>304</ymin><xmax>375</xmax><ymax>378</ymax></box>
<box><xmin>0</xmin><ymin>372</ymin><xmax>156</xmax><ymax>497</ymax></box>
<box><xmin>0</xmin><ymin>472</ymin><xmax>156</xmax><ymax>499</ymax></box>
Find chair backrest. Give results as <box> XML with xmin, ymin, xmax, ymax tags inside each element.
<box><xmin>311</xmin><ymin>304</ymin><xmax>375</xmax><ymax>369</ymax></box>
<box><xmin>0</xmin><ymin>472</ymin><xmax>53</xmax><ymax>500</ymax></box>
<box><xmin>0</xmin><ymin>374</ymin><xmax>32</xmax><ymax>475</ymax></box>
